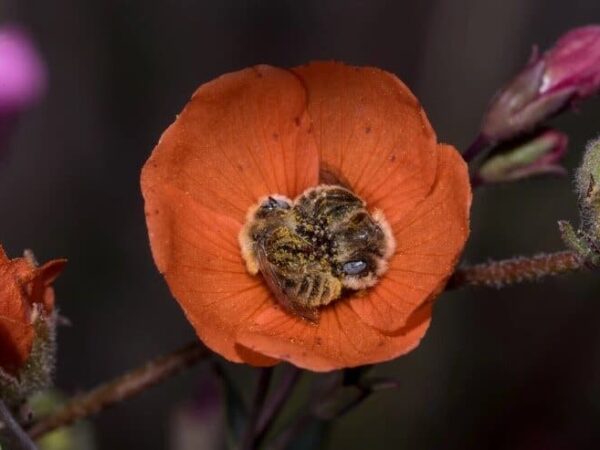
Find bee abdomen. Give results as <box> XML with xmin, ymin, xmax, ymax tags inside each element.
<box><xmin>286</xmin><ymin>273</ymin><xmax>341</xmax><ymax>309</ymax></box>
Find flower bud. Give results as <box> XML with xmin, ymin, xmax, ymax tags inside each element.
<box><xmin>476</xmin><ymin>130</ymin><xmax>567</xmax><ymax>184</ymax></box>
<box><xmin>559</xmin><ymin>138</ymin><xmax>600</xmax><ymax>266</ymax></box>
<box><xmin>0</xmin><ymin>246</ymin><xmax>66</xmax><ymax>405</ymax></box>
<box><xmin>482</xmin><ymin>26</ymin><xmax>600</xmax><ymax>143</ymax></box>
<box><xmin>544</xmin><ymin>26</ymin><xmax>600</xmax><ymax>99</ymax></box>
<box><xmin>0</xmin><ymin>25</ymin><xmax>46</xmax><ymax>152</ymax></box>
<box><xmin>575</xmin><ymin>138</ymin><xmax>600</xmax><ymax>233</ymax></box>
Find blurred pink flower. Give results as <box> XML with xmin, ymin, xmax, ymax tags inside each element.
<box><xmin>0</xmin><ymin>25</ymin><xmax>46</xmax><ymax>112</ymax></box>
<box><xmin>0</xmin><ymin>24</ymin><xmax>46</xmax><ymax>150</ymax></box>
<box><xmin>169</xmin><ymin>376</ymin><xmax>224</xmax><ymax>450</ymax></box>
<box><xmin>482</xmin><ymin>25</ymin><xmax>600</xmax><ymax>143</ymax></box>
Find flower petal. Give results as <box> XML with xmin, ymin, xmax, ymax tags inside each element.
<box><xmin>143</xmin><ymin>184</ymin><xmax>277</xmax><ymax>366</ymax></box>
<box><xmin>236</xmin><ymin>299</ymin><xmax>432</xmax><ymax>372</ymax></box>
<box><xmin>141</xmin><ymin>65</ymin><xmax>323</xmax><ymax>366</ymax></box>
<box><xmin>0</xmin><ymin>249</ymin><xmax>34</xmax><ymax>374</ymax></box>
<box><xmin>142</xmin><ymin>65</ymin><xmax>320</xmax><ymax>224</ymax></box>
<box><xmin>350</xmin><ymin>144</ymin><xmax>471</xmax><ymax>332</ymax></box>
<box><xmin>293</xmin><ymin>61</ymin><xmax>438</xmax><ymax>215</ymax></box>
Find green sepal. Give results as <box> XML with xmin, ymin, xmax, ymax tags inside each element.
<box><xmin>0</xmin><ymin>310</ymin><xmax>57</xmax><ymax>407</ymax></box>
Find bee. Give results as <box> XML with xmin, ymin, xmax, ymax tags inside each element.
<box><xmin>239</xmin><ymin>186</ymin><xmax>395</xmax><ymax>321</ymax></box>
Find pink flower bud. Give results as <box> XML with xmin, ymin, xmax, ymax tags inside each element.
<box><xmin>543</xmin><ymin>26</ymin><xmax>600</xmax><ymax>99</ymax></box>
<box><xmin>482</xmin><ymin>26</ymin><xmax>600</xmax><ymax>143</ymax></box>
<box><xmin>476</xmin><ymin>130</ymin><xmax>568</xmax><ymax>185</ymax></box>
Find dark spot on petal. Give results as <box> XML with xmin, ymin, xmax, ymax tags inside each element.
<box><xmin>294</xmin><ymin>117</ymin><xmax>301</xmax><ymax>127</ymax></box>
<box><xmin>365</xmin><ymin>125</ymin><xmax>371</xmax><ymax>134</ymax></box>
<box><xmin>389</xmin><ymin>154</ymin><xmax>396</xmax><ymax>162</ymax></box>
<box><xmin>272</xmin><ymin>132</ymin><xmax>279</xmax><ymax>140</ymax></box>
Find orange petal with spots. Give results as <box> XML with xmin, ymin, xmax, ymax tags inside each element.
<box><xmin>237</xmin><ymin>300</ymin><xmax>432</xmax><ymax>372</ymax></box>
<box><xmin>142</xmin><ymin>65</ymin><xmax>320</xmax><ymax>224</ymax></box>
<box><xmin>293</xmin><ymin>61</ymin><xmax>439</xmax><ymax>215</ymax></box>
<box><xmin>141</xmin><ymin>65</ymin><xmax>323</xmax><ymax>365</ymax></box>
<box><xmin>142</xmin><ymin>183</ymin><xmax>278</xmax><ymax>366</ymax></box>
<box><xmin>350</xmin><ymin>144</ymin><xmax>471</xmax><ymax>332</ymax></box>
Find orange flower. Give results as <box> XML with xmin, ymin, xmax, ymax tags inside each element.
<box><xmin>141</xmin><ymin>62</ymin><xmax>471</xmax><ymax>371</ymax></box>
<box><xmin>0</xmin><ymin>246</ymin><xmax>65</xmax><ymax>376</ymax></box>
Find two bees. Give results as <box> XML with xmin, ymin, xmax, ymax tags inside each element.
<box><xmin>239</xmin><ymin>186</ymin><xmax>395</xmax><ymax>321</ymax></box>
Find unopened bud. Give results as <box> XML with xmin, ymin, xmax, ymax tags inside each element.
<box><xmin>482</xmin><ymin>26</ymin><xmax>600</xmax><ymax>143</ymax></box>
<box><xmin>0</xmin><ymin>248</ymin><xmax>66</xmax><ymax>405</ymax></box>
<box><xmin>576</xmin><ymin>138</ymin><xmax>600</xmax><ymax>229</ymax></box>
<box><xmin>477</xmin><ymin>130</ymin><xmax>567</xmax><ymax>184</ymax></box>
<box><xmin>559</xmin><ymin>138</ymin><xmax>600</xmax><ymax>266</ymax></box>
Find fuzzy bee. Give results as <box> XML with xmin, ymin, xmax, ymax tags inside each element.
<box><xmin>239</xmin><ymin>186</ymin><xmax>395</xmax><ymax>321</ymax></box>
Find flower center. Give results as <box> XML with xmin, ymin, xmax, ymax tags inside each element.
<box><xmin>239</xmin><ymin>185</ymin><xmax>395</xmax><ymax>320</ymax></box>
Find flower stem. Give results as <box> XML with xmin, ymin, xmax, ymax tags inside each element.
<box><xmin>0</xmin><ymin>399</ymin><xmax>39</xmax><ymax>450</ymax></box>
<box><xmin>449</xmin><ymin>250</ymin><xmax>584</xmax><ymax>289</ymax></box>
<box><xmin>254</xmin><ymin>366</ymin><xmax>302</xmax><ymax>448</ymax></box>
<box><xmin>268</xmin><ymin>412</ymin><xmax>314</xmax><ymax>450</ymax></box>
<box><xmin>28</xmin><ymin>341</ymin><xmax>209</xmax><ymax>439</ymax></box>
<box><xmin>240</xmin><ymin>367</ymin><xmax>274</xmax><ymax>450</ymax></box>
<box><xmin>462</xmin><ymin>134</ymin><xmax>490</xmax><ymax>163</ymax></box>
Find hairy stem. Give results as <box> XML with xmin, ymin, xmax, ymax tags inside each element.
<box><xmin>0</xmin><ymin>399</ymin><xmax>39</xmax><ymax>450</ymax></box>
<box><xmin>28</xmin><ymin>341</ymin><xmax>208</xmax><ymax>439</ymax></box>
<box><xmin>449</xmin><ymin>250</ymin><xmax>585</xmax><ymax>289</ymax></box>
<box><xmin>240</xmin><ymin>367</ymin><xmax>274</xmax><ymax>450</ymax></box>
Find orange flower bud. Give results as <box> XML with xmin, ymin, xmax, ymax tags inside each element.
<box><xmin>0</xmin><ymin>246</ymin><xmax>65</xmax><ymax>403</ymax></box>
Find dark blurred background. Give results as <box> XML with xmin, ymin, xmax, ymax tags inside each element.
<box><xmin>2</xmin><ymin>0</ymin><xmax>600</xmax><ymax>448</ymax></box>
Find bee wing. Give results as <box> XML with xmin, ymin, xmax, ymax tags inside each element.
<box><xmin>254</xmin><ymin>243</ymin><xmax>319</xmax><ymax>322</ymax></box>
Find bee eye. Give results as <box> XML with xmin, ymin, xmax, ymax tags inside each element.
<box><xmin>342</xmin><ymin>260</ymin><xmax>367</xmax><ymax>275</ymax></box>
<box><xmin>262</xmin><ymin>196</ymin><xmax>291</xmax><ymax>211</ymax></box>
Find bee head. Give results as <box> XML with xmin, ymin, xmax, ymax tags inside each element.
<box><xmin>255</xmin><ymin>195</ymin><xmax>292</xmax><ymax>219</ymax></box>
<box><xmin>339</xmin><ymin>255</ymin><xmax>385</xmax><ymax>290</ymax></box>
